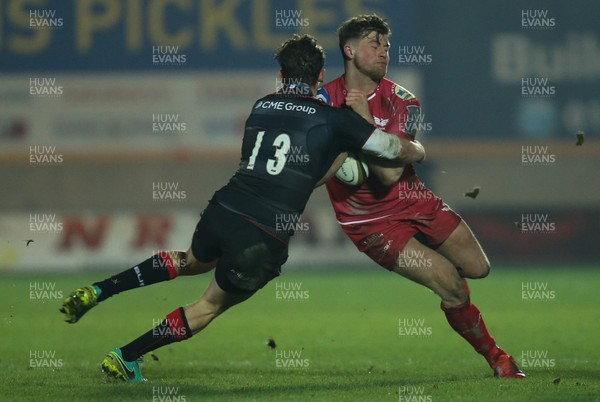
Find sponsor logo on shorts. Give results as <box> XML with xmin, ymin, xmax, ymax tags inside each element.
<box><xmin>362</xmin><ymin>233</ymin><xmax>384</xmax><ymax>248</ymax></box>
<box><xmin>376</xmin><ymin>239</ymin><xmax>393</xmax><ymax>262</ymax></box>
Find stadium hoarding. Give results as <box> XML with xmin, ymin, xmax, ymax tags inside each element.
<box><xmin>1</xmin><ymin>0</ymin><xmax>598</xmax><ymax>143</ymax></box>
<box><xmin>1</xmin><ymin>208</ymin><xmax>597</xmax><ymax>272</ymax></box>
<box><xmin>0</xmin><ymin>71</ymin><xmax>274</xmax><ymax>150</ymax></box>
<box><xmin>0</xmin><ymin>209</ymin><xmax>369</xmax><ymax>272</ymax></box>
<box><xmin>419</xmin><ymin>0</ymin><xmax>600</xmax><ymax>139</ymax></box>
<box><xmin>0</xmin><ymin>0</ymin><xmax>417</xmax><ymax>71</ymax></box>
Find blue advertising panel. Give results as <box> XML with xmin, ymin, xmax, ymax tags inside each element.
<box><xmin>419</xmin><ymin>0</ymin><xmax>600</xmax><ymax>138</ymax></box>
<box><xmin>0</xmin><ymin>0</ymin><xmax>417</xmax><ymax>71</ymax></box>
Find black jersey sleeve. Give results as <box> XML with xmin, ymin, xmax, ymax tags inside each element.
<box><xmin>327</xmin><ymin>107</ymin><xmax>376</xmax><ymax>151</ymax></box>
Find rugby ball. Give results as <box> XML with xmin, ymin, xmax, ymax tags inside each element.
<box><xmin>335</xmin><ymin>152</ymin><xmax>369</xmax><ymax>186</ymax></box>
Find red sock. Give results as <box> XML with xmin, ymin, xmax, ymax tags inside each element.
<box><xmin>120</xmin><ymin>307</ymin><xmax>192</xmax><ymax>361</ymax></box>
<box><xmin>441</xmin><ymin>298</ymin><xmax>502</xmax><ymax>365</ymax></box>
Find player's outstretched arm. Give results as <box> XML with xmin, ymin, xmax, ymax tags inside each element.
<box><xmin>361</xmin><ymin>129</ymin><xmax>425</xmax><ymax>164</ymax></box>
<box><xmin>344</xmin><ymin>90</ymin><xmax>425</xmax><ymax>164</ymax></box>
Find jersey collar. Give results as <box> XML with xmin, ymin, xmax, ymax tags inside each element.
<box><xmin>340</xmin><ymin>74</ymin><xmax>380</xmax><ymax>101</ymax></box>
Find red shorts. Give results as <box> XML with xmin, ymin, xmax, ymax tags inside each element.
<box><xmin>341</xmin><ymin>191</ymin><xmax>461</xmax><ymax>270</ymax></box>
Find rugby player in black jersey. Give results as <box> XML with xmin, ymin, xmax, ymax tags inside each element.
<box><xmin>60</xmin><ymin>34</ymin><xmax>425</xmax><ymax>382</ymax></box>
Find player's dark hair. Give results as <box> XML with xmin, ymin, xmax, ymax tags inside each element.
<box><xmin>274</xmin><ymin>34</ymin><xmax>325</xmax><ymax>87</ymax></box>
<box><xmin>338</xmin><ymin>14</ymin><xmax>391</xmax><ymax>60</ymax></box>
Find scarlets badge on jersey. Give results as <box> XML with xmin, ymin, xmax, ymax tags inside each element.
<box><xmin>393</xmin><ymin>84</ymin><xmax>415</xmax><ymax>101</ymax></box>
<box><xmin>403</xmin><ymin>105</ymin><xmax>421</xmax><ymax>137</ymax></box>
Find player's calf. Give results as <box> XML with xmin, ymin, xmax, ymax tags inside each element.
<box><xmin>437</xmin><ymin>221</ymin><xmax>491</xmax><ymax>279</ymax></box>
<box><xmin>394</xmin><ymin>238</ymin><xmax>468</xmax><ymax>306</ymax></box>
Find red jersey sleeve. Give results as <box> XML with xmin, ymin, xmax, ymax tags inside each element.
<box><xmin>386</xmin><ymin>83</ymin><xmax>421</xmax><ymax>140</ymax></box>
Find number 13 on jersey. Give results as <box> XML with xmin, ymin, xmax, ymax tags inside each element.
<box><xmin>247</xmin><ymin>130</ymin><xmax>291</xmax><ymax>175</ymax></box>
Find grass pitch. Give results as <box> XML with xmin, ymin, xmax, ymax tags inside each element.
<box><xmin>1</xmin><ymin>267</ymin><xmax>599</xmax><ymax>401</ymax></box>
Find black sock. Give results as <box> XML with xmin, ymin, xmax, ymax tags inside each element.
<box><xmin>120</xmin><ymin>307</ymin><xmax>192</xmax><ymax>361</ymax></box>
<box><xmin>93</xmin><ymin>252</ymin><xmax>179</xmax><ymax>302</ymax></box>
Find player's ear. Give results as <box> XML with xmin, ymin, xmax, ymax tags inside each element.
<box><xmin>318</xmin><ymin>68</ymin><xmax>325</xmax><ymax>83</ymax></box>
<box><xmin>343</xmin><ymin>44</ymin><xmax>355</xmax><ymax>60</ymax></box>
<box><xmin>278</xmin><ymin>70</ymin><xmax>284</xmax><ymax>80</ymax></box>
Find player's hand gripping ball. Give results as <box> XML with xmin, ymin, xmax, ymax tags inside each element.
<box><xmin>335</xmin><ymin>152</ymin><xmax>369</xmax><ymax>186</ymax></box>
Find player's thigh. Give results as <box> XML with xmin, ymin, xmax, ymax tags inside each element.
<box><xmin>393</xmin><ymin>237</ymin><xmax>467</xmax><ymax>306</ymax></box>
<box><xmin>181</xmin><ymin>247</ymin><xmax>217</xmax><ymax>276</ymax></box>
<box><xmin>187</xmin><ymin>202</ymin><xmax>226</xmax><ymax>274</ymax></box>
<box><xmin>436</xmin><ymin>220</ymin><xmax>490</xmax><ymax>279</ymax></box>
<box><xmin>201</xmin><ymin>207</ymin><xmax>288</xmax><ymax>295</ymax></box>
<box><xmin>214</xmin><ymin>227</ymin><xmax>288</xmax><ymax>295</ymax></box>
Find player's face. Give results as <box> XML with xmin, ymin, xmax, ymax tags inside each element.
<box><xmin>353</xmin><ymin>32</ymin><xmax>390</xmax><ymax>82</ymax></box>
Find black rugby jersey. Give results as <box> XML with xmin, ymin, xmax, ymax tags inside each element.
<box><xmin>211</xmin><ymin>91</ymin><xmax>375</xmax><ymax>232</ymax></box>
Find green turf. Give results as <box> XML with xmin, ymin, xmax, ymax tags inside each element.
<box><xmin>1</xmin><ymin>267</ymin><xmax>598</xmax><ymax>401</ymax></box>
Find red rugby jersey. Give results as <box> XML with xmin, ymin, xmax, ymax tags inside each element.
<box><xmin>317</xmin><ymin>75</ymin><xmax>422</xmax><ymax>224</ymax></box>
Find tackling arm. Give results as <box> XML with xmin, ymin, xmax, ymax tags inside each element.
<box><xmin>315</xmin><ymin>152</ymin><xmax>348</xmax><ymax>187</ymax></box>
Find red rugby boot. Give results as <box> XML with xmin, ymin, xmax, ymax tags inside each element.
<box><xmin>490</xmin><ymin>352</ymin><xmax>527</xmax><ymax>379</ymax></box>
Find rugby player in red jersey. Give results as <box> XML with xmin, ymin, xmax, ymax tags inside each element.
<box><xmin>317</xmin><ymin>15</ymin><xmax>525</xmax><ymax>379</ymax></box>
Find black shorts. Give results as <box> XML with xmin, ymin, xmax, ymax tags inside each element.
<box><xmin>191</xmin><ymin>202</ymin><xmax>289</xmax><ymax>295</ymax></box>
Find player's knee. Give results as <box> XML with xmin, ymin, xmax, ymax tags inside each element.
<box><xmin>470</xmin><ymin>260</ymin><xmax>490</xmax><ymax>279</ymax></box>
